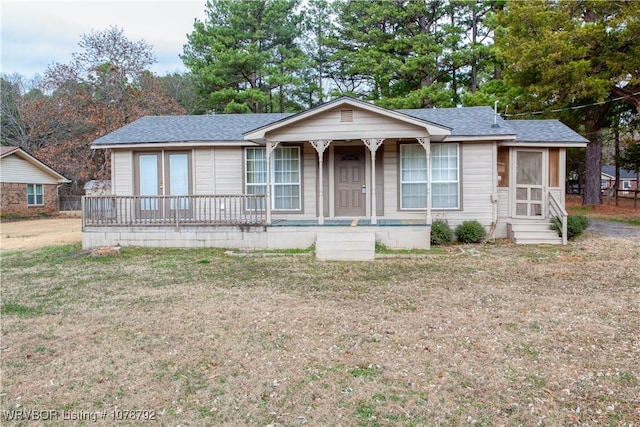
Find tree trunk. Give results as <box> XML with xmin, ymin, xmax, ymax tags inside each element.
<box><xmin>583</xmin><ymin>126</ymin><xmax>603</xmax><ymax>206</ymax></box>
<box><xmin>471</xmin><ymin>8</ymin><xmax>478</xmax><ymax>93</ymax></box>
<box><xmin>582</xmin><ymin>106</ymin><xmax>609</xmax><ymax>206</ymax></box>
<box><xmin>614</xmin><ymin>116</ymin><xmax>620</xmax><ymax>206</ymax></box>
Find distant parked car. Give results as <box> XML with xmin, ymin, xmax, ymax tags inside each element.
<box><xmin>567</xmin><ymin>180</ymin><xmax>581</xmax><ymax>194</ymax></box>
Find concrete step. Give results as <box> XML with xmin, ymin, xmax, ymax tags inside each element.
<box><xmin>512</xmin><ymin>235</ymin><xmax>563</xmax><ymax>244</ymax></box>
<box><xmin>316</xmin><ymin>232</ymin><xmax>376</xmax><ymax>261</ymax></box>
<box><xmin>508</xmin><ymin>222</ymin><xmax>562</xmax><ymax>245</ymax></box>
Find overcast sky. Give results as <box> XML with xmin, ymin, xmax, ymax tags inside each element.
<box><xmin>1</xmin><ymin>0</ymin><xmax>208</xmax><ymax>79</ymax></box>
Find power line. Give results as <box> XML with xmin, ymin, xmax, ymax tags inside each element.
<box><xmin>503</xmin><ymin>91</ymin><xmax>640</xmax><ymax>117</ymax></box>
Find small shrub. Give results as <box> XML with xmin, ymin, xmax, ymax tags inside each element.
<box><xmin>551</xmin><ymin>215</ymin><xmax>590</xmax><ymax>240</ymax></box>
<box><xmin>455</xmin><ymin>220</ymin><xmax>487</xmax><ymax>243</ymax></box>
<box><xmin>431</xmin><ymin>219</ymin><xmax>454</xmax><ymax>245</ymax></box>
<box><xmin>375</xmin><ymin>241</ymin><xmax>391</xmax><ymax>253</ymax></box>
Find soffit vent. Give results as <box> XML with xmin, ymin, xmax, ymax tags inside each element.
<box><xmin>340</xmin><ymin>109</ymin><xmax>354</xmax><ymax>123</ymax></box>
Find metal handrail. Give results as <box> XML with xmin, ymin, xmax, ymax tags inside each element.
<box><xmin>82</xmin><ymin>194</ymin><xmax>267</xmax><ymax>227</ymax></box>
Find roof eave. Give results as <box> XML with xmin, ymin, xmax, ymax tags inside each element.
<box><xmin>0</xmin><ymin>147</ymin><xmax>20</xmax><ymax>158</ymax></box>
<box><xmin>91</xmin><ymin>140</ymin><xmax>258</xmax><ymax>150</ymax></box>
<box><xmin>444</xmin><ymin>134</ymin><xmax>517</xmax><ymax>142</ymax></box>
<box><xmin>499</xmin><ymin>141</ymin><xmax>588</xmax><ymax>147</ymax></box>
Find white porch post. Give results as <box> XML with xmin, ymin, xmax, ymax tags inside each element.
<box><xmin>362</xmin><ymin>138</ymin><xmax>385</xmax><ymax>225</ymax></box>
<box><xmin>265</xmin><ymin>140</ymin><xmax>280</xmax><ymax>225</ymax></box>
<box><xmin>309</xmin><ymin>140</ymin><xmax>332</xmax><ymax>225</ymax></box>
<box><xmin>417</xmin><ymin>137</ymin><xmax>432</xmax><ymax>224</ymax></box>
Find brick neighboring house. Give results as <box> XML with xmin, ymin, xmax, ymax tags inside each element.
<box><xmin>0</xmin><ymin>146</ymin><xmax>70</xmax><ymax>216</ymax></box>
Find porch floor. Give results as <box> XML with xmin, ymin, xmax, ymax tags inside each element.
<box><xmin>270</xmin><ymin>218</ymin><xmax>429</xmax><ymax>227</ymax></box>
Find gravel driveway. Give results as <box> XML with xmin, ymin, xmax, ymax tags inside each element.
<box><xmin>587</xmin><ymin>219</ymin><xmax>640</xmax><ymax>244</ymax></box>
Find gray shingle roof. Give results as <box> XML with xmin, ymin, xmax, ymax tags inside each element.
<box><xmin>602</xmin><ymin>166</ymin><xmax>638</xmax><ymax>179</ymax></box>
<box><xmin>506</xmin><ymin>120</ymin><xmax>589</xmax><ymax>143</ymax></box>
<box><xmin>91</xmin><ymin>102</ymin><xmax>587</xmax><ymax>146</ymax></box>
<box><xmin>92</xmin><ymin>113</ymin><xmax>293</xmax><ymax>145</ymax></box>
<box><xmin>399</xmin><ymin>106</ymin><xmax>516</xmax><ymax>136</ymax></box>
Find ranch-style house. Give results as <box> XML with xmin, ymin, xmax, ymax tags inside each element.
<box><xmin>82</xmin><ymin>97</ymin><xmax>588</xmax><ymax>260</ymax></box>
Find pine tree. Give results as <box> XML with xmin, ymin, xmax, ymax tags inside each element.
<box><xmin>495</xmin><ymin>0</ymin><xmax>640</xmax><ymax>205</ymax></box>
<box><xmin>181</xmin><ymin>0</ymin><xmax>304</xmax><ymax>113</ymax></box>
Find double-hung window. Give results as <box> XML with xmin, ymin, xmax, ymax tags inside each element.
<box><xmin>431</xmin><ymin>143</ymin><xmax>459</xmax><ymax>209</ymax></box>
<box><xmin>245</xmin><ymin>146</ymin><xmax>301</xmax><ymax>210</ymax></box>
<box><xmin>400</xmin><ymin>143</ymin><xmax>459</xmax><ymax>209</ymax></box>
<box><xmin>400</xmin><ymin>144</ymin><xmax>428</xmax><ymax>209</ymax></box>
<box><xmin>27</xmin><ymin>184</ymin><xmax>44</xmax><ymax>206</ymax></box>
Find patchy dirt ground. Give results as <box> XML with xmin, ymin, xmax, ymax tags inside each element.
<box><xmin>1</xmin><ymin>201</ymin><xmax>639</xmax><ymax>425</ymax></box>
<box><xmin>0</xmin><ymin>213</ymin><xmax>82</xmax><ymax>251</ymax></box>
<box><xmin>1</xmin><ymin>236</ymin><xmax>639</xmax><ymax>426</ymax></box>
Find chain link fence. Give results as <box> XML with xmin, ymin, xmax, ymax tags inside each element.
<box><xmin>59</xmin><ymin>195</ymin><xmax>82</xmax><ymax>211</ymax></box>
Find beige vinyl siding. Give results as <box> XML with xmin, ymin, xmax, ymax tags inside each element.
<box><xmin>496</xmin><ymin>187</ymin><xmax>510</xmax><ymax>237</ymax></box>
<box><xmin>194</xmin><ymin>148</ymin><xmax>215</xmax><ymax>195</ymax></box>
<box><xmin>0</xmin><ymin>155</ymin><xmax>60</xmax><ymax>184</ymax></box>
<box><xmin>302</xmin><ymin>144</ymin><xmax>315</xmax><ymax>215</ymax></box>
<box><xmin>267</xmin><ymin>107</ymin><xmax>428</xmax><ymax>142</ymax></box>
<box><xmin>112</xmin><ymin>150</ymin><xmax>133</xmax><ymax>195</ymax></box>
<box><xmin>382</xmin><ymin>141</ymin><xmax>399</xmax><ymax>215</ymax></box>
<box><xmin>213</xmin><ymin>147</ymin><xmax>243</xmax><ymax>194</ymax></box>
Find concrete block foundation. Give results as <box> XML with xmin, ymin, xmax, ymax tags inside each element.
<box><xmin>82</xmin><ymin>224</ymin><xmax>431</xmax><ymax>253</ymax></box>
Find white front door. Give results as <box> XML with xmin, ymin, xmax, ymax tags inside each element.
<box><xmin>513</xmin><ymin>149</ymin><xmax>546</xmax><ymax>218</ymax></box>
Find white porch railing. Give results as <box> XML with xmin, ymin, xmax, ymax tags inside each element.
<box><xmin>548</xmin><ymin>192</ymin><xmax>568</xmax><ymax>245</ymax></box>
<box><xmin>82</xmin><ymin>195</ymin><xmax>267</xmax><ymax>227</ymax></box>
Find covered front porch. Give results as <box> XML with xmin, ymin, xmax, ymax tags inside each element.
<box><xmin>244</xmin><ymin>97</ymin><xmax>453</xmax><ymax>227</ymax></box>
<box><xmin>260</xmin><ymin>137</ymin><xmax>437</xmax><ymax>226</ymax></box>
<box><xmin>81</xmin><ymin>194</ymin><xmax>430</xmax><ymax>259</ymax></box>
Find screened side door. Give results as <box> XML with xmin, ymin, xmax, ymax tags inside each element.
<box><xmin>513</xmin><ymin>150</ymin><xmax>546</xmax><ymax>218</ymax></box>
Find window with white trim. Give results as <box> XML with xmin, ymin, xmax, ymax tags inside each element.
<box><xmin>400</xmin><ymin>144</ymin><xmax>427</xmax><ymax>209</ymax></box>
<box><xmin>245</xmin><ymin>146</ymin><xmax>301</xmax><ymax>210</ymax></box>
<box><xmin>27</xmin><ymin>184</ymin><xmax>44</xmax><ymax>206</ymax></box>
<box><xmin>400</xmin><ymin>143</ymin><xmax>459</xmax><ymax>209</ymax></box>
<box><xmin>431</xmin><ymin>143</ymin><xmax>459</xmax><ymax>209</ymax></box>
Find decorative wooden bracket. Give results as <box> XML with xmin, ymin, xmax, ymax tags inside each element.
<box><xmin>416</xmin><ymin>137</ymin><xmax>431</xmax><ymax>155</ymax></box>
<box><xmin>266</xmin><ymin>140</ymin><xmax>280</xmax><ymax>158</ymax></box>
<box><xmin>362</xmin><ymin>138</ymin><xmax>384</xmax><ymax>153</ymax></box>
<box><xmin>309</xmin><ymin>140</ymin><xmax>331</xmax><ymax>155</ymax></box>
